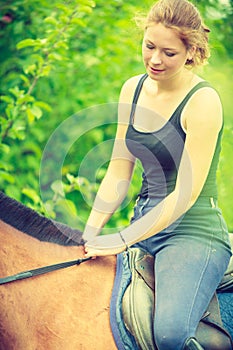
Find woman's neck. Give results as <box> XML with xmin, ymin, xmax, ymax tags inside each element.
<box><xmin>148</xmin><ymin>69</ymin><xmax>197</xmax><ymax>95</ymax></box>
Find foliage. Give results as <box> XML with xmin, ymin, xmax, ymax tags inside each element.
<box><xmin>1</xmin><ymin>0</ymin><xmax>233</xmax><ymax>232</ymax></box>
<box><xmin>0</xmin><ymin>0</ymin><xmax>97</xmax><ymax>212</ymax></box>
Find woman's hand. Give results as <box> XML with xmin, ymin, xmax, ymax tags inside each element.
<box><xmin>84</xmin><ymin>233</ymin><xmax>127</xmax><ymax>258</ymax></box>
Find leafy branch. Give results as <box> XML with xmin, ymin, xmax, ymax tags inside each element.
<box><xmin>0</xmin><ymin>0</ymin><xmax>95</xmax><ymax>144</ymax></box>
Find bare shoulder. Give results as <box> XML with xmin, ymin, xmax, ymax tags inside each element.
<box><xmin>119</xmin><ymin>74</ymin><xmax>145</xmax><ymax>103</ymax></box>
<box><xmin>183</xmin><ymin>85</ymin><xmax>223</xmax><ymax>132</ymax></box>
<box><xmin>117</xmin><ymin>74</ymin><xmax>145</xmax><ymax>125</ymax></box>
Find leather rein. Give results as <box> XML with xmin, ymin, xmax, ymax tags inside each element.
<box><xmin>0</xmin><ymin>256</ymin><xmax>92</xmax><ymax>285</ymax></box>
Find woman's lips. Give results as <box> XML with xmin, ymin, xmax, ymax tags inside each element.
<box><xmin>149</xmin><ymin>66</ymin><xmax>165</xmax><ymax>74</ymax></box>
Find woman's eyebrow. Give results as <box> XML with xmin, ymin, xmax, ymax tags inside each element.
<box><xmin>145</xmin><ymin>39</ymin><xmax>178</xmax><ymax>51</ymax></box>
<box><xmin>163</xmin><ymin>47</ymin><xmax>178</xmax><ymax>51</ymax></box>
<box><xmin>146</xmin><ymin>40</ymin><xmax>178</xmax><ymax>52</ymax></box>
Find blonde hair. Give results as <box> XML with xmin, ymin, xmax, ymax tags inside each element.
<box><xmin>138</xmin><ymin>0</ymin><xmax>210</xmax><ymax>66</ymax></box>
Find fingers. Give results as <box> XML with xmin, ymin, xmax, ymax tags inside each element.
<box><xmin>83</xmin><ymin>233</ymin><xmax>127</xmax><ymax>257</ymax></box>
<box><xmin>84</xmin><ymin>247</ymin><xmax>108</xmax><ymax>258</ymax></box>
<box><xmin>84</xmin><ymin>244</ymin><xmax>108</xmax><ymax>258</ymax></box>
<box><xmin>84</xmin><ymin>245</ymin><xmax>95</xmax><ymax>258</ymax></box>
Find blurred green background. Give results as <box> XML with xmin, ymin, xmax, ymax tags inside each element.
<box><xmin>0</xmin><ymin>0</ymin><xmax>233</xmax><ymax>232</ymax></box>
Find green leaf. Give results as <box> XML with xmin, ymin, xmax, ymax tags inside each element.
<box><xmin>5</xmin><ymin>105</ymin><xmax>19</xmax><ymax>120</ymax></box>
<box><xmin>0</xmin><ymin>116</ymin><xmax>7</xmax><ymax>124</ymax></box>
<box><xmin>56</xmin><ymin>198</ymin><xmax>78</xmax><ymax>217</ymax></box>
<box><xmin>56</xmin><ymin>3</ymin><xmax>72</xmax><ymax>14</ymax></box>
<box><xmin>11</xmin><ymin>131</ymin><xmax>26</xmax><ymax>140</ymax></box>
<box><xmin>79</xmin><ymin>5</ymin><xmax>94</xmax><ymax>14</ymax></box>
<box><xmin>17</xmin><ymin>39</ymin><xmax>37</xmax><ymax>50</ymax></box>
<box><xmin>0</xmin><ymin>171</ymin><xmax>15</xmax><ymax>184</ymax></box>
<box><xmin>70</xmin><ymin>18</ymin><xmax>86</xmax><ymax>27</ymax></box>
<box><xmin>48</xmin><ymin>53</ymin><xmax>63</xmax><ymax>61</ymax></box>
<box><xmin>0</xmin><ymin>143</ymin><xmax>10</xmax><ymax>154</ymax></box>
<box><xmin>66</xmin><ymin>173</ymin><xmax>75</xmax><ymax>183</ymax></box>
<box><xmin>26</xmin><ymin>108</ymin><xmax>35</xmax><ymax>124</ymax></box>
<box><xmin>31</xmin><ymin>54</ymin><xmax>44</xmax><ymax>65</ymax></box>
<box><xmin>17</xmin><ymin>94</ymin><xmax>35</xmax><ymax>105</ymax></box>
<box><xmin>0</xmin><ymin>161</ymin><xmax>9</xmax><ymax>170</ymax></box>
<box><xmin>0</xmin><ymin>95</ymin><xmax>14</xmax><ymax>104</ymax></box>
<box><xmin>37</xmin><ymin>38</ymin><xmax>48</xmax><ymax>46</ymax></box>
<box><xmin>22</xmin><ymin>187</ymin><xmax>41</xmax><ymax>204</ymax></box>
<box><xmin>53</xmin><ymin>41</ymin><xmax>69</xmax><ymax>50</ymax></box>
<box><xmin>9</xmin><ymin>86</ymin><xmax>25</xmax><ymax>98</ymax></box>
<box><xmin>8</xmin><ymin>120</ymin><xmax>26</xmax><ymax>140</ymax></box>
<box><xmin>51</xmin><ymin>180</ymin><xmax>65</xmax><ymax>197</ymax></box>
<box><xmin>30</xmin><ymin>105</ymin><xmax>43</xmax><ymax>119</ymax></box>
<box><xmin>5</xmin><ymin>186</ymin><xmax>22</xmax><ymax>201</ymax></box>
<box><xmin>40</xmin><ymin>65</ymin><xmax>52</xmax><ymax>77</ymax></box>
<box><xmin>24</xmin><ymin>64</ymin><xmax>37</xmax><ymax>75</ymax></box>
<box><xmin>34</xmin><ymin>101</ymin><xmax>52</xmax><ymax>112</ymax></box>
<box><xmin>44</xmin><ymin>16</ymin><xmax>58</xmax><ymax>26</ymax></box>
<box><xmin>77</xmin><ymin>0</ymin><xmax>95</xmax><ymax>7</ymax></box>
<box><xmin>20</xmin><ymin>74</ymin><xmax>30</xmax><ymax>86</ymax></box>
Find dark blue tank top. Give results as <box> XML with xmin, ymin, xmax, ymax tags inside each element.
<box><xmin>126</xmin><ymin>74</ymin><xmax>222</xmax><ymax>199</ymax></box>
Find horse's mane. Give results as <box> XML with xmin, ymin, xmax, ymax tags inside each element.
<box><xmin>0</xmin><ymin>191</ymin><xmax>84</xmax><ymax>246</ymax></box>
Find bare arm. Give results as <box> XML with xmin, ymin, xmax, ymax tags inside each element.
<box><xmin>82</xmin><ymin>140</ymin><xmax>135</xmax><ymax>240</ymax></box>
<box><xmin>85</xmin><ymin>87</ymin><xmax>223</xmax><ymax>255</ymax></box>
<box><xmin>82</xmin><ymin>77</ymin><xmax>141</xmax><ymax>241</ymax></box>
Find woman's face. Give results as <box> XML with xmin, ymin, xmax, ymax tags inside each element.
<box><xmin>142</xmin><ymin>23</ymin><xmax>193</xmax><ymax>81</ymax></box>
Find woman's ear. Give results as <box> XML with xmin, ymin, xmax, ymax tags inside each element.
<box><xmin>187</xmin><ymin>46</ymin><xmax>196</xmax><ymax>61</ymax></box>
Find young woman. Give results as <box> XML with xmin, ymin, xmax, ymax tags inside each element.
<box><xmin>83</xmin><ymin>0</ymin><xmax>232</xmax><ymax>349</ymax></box>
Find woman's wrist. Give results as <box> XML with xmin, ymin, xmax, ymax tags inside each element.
<box><xmin>82</xmin><ymin>224</ymin><xmax>102</xmax><ymax>241</ymax></box>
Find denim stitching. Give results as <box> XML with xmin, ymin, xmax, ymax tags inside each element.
<box><xmin>185</xmin><ymin>231</ymin><xmax>214</xmax><ymax>335</ymax></box>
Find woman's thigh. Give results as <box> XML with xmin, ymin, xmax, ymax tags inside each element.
<box><xmin>153</xmin><ymin>235</ymin><xmax>231</xmax><ymax>350</ymax></box>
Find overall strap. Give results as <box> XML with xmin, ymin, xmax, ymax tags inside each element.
<box><xmin>129</xmin><ymin>73</ymin><xmax>148</xmax><ymax>124</ymax></box>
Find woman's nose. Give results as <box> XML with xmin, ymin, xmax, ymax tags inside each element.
<box><xmin>151</xmin><ymin>50</ymin><xmax>162</xmax><ymax>65</ymax></box>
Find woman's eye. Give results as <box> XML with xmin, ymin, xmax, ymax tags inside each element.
<box><xmin>146</xmin><ymin>44</ymin><xmax>154</xmax><ymax>50</ymax></box>
<box><xmin>165</xmin><ymin>52</ymin><xmax>176</xmax><ymax>57</ymax></box>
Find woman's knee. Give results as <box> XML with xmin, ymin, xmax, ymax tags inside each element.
<box><xmin>154</xmin><ymin>321</ymin><xmax>188</xmax><ymax>350</ymax></box>
<box><xmin>154</xmin><ymin>322</ymin><xmax>233</xmax><ymax>350</ymax></box>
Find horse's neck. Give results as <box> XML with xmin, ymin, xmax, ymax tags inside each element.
<box><xmin>0</xmin><ymin>218</ymin><xmax>116</xmax><ymax>276</ymax></box>
<box><xmin>0</xmin><ymin>219</ymin><xmax>117</xmax><ymax>349</ymax></box>
<box><xmin>0</xmin><ymin>219</ymin><xmax>83</xmax><ymax>273</ymax></box>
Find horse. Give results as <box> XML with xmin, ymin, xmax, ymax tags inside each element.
<box><xmin>0</xmin><ymin>192</ymin><xmax>116</xmax><ymax>349</ymax></box>
<box><xmin>0</xmin><ymin>191</ymin><xmax>232</xmax><ymax>349</ymax></box>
